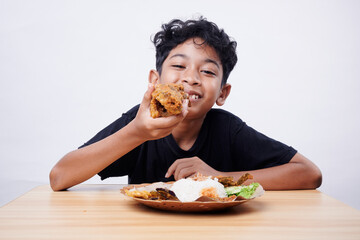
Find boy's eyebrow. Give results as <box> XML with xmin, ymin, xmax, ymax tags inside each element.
<box><xmin>169</xmin><ymin>54</ymin><xmax>187</xmax><ymax>60</ymax></box>
<box><xmin>204</xmin><ymin>58</ymin><xmax>221</xmax><ymax>70</ymax></box>
<box><xmin>169</xmin><ymin>54</ymin><xmax>221</xmax><ymax>70</ymax></box>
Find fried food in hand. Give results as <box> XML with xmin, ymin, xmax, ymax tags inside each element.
<box><xmin>150</xmin><ymin>83</ymin><xmax>189</xmax><ymax>118</ymax></box>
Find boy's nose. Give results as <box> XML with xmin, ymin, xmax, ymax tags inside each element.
<box><xmin>182</xmin><ymin>69</ymin><xmax>201</xmax><ymax>86</ymax></box>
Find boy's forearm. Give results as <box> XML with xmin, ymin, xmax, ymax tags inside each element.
<box><xmin>50</xmin><ymin>120</ymin><xmax>146</xmax><ymax>191</ymax></box>
<box><xmin>219</xmin><ymin>153</ymin><xmax>322</xmax><ymax>190</ymax></box>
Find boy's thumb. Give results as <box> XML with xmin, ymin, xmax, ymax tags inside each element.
<box><xmin>143</xmin><ymin>83</ymin><xmax>155</xmax><ymax>104</ymax></box>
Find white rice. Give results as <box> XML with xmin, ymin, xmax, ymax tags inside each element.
<box><xmin>170</xmin><ymin>178</ymin><xmax>227</xmax><ymax>202</ymax></box>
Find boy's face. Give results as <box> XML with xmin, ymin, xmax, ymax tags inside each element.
<box><xmin>154</xmin><ymin>37</ymin><xmax>229</xmax><ymax>119</ymax></box>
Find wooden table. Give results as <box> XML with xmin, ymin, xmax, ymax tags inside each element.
<box><xmin>0</xmin><ymin>184</ymin><xmax>359</xmax><ymax>239</ymax></box>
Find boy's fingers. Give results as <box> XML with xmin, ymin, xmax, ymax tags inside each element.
<box><xmin>182</xmin><ymin>99</ymin><xmax>189</xmax><ymax>117</ymax></box>
<box><xmin>146</xmin><ymin>83</ymin><xmax>155</xmax><ymax>99</ymax></box>
<box><xmin>142</xmin><ymin>83</ymin><xmax>155</xmax><ymax>105</ymax></box>
<box><xmin>165</xmin><ymin>164</ymin><xmax>175</xmax><ymax>178</ymax></box>
<box><xmin>176</xmin><ymin>167</ymin><xmax>197</xmax><ymax>180</ymax></box>
<box><xmin>174</xmin><ymin>161</ymin><xmax>193</xmax><ymax>180</ymax></box>
<box><xmin>137</xmin><ymin>83</ymin><xmax>155</xmax><ymax>116</ymax></box>
<box><xmin>165</xmin><ymin>160</ymin><xmax>179</xmax><ymax>178</ymax></box>
<box><xmin>152</xmin><ymin>114</ymin><xmax>185</xmax><ymax>128</ymax></box>
<box><xmin>165</xmin><ymin>158</ymin><xmax>192</xmax><ymax>178</ymax></box>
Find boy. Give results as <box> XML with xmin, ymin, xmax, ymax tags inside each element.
<box><xmin>50</xmin><ymin>17</ymin><xmax>322</xmax><ymax>191</ymax></box>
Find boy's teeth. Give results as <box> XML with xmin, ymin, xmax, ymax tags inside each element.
<box><xmin>190</xmin><ymin>95</ymin><xmax>199</xmax><ymax>100</ymax></box>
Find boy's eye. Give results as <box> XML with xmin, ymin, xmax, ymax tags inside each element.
<box><xmin>202</xmin><ymin>70</ymin><xmax>216</xmax><ymax>76</ymax></box>
<box><xmin>172</xmin><ymin>65</ymin><xmax>185</xmax><ymax>69</ymax></box>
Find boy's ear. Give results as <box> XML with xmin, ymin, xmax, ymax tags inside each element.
<box><xmin>216</xmin><ymin>83</ymin><xmax>231</xmax><ymax>106</ymax></box>
<box><xmin>148</xmin><ymin>69</ymin><xmax>160</xmax><ymax>85</ymax></box>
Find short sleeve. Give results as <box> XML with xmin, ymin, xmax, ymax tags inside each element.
<box><xmin>79</xmin><ymin>105</ymin><xmax>139</xmax><ymax>149</ymax></box>
<box><xmin>78</xmin><ymin>105</ymin><xmax>140</xmax><ymax>179</ymax></box>
<box><xmin>231</xmin><ymin>118</ymin><xmax>297</xmax><ymax>170</ymax></box>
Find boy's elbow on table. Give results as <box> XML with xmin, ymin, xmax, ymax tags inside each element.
<box><xmin>296</xmin><ymin>154</ymin><xmax>323</xmax><ymax>189</ymax></box>
<box><xmin>309</xmin><ymin>165</ymin><xmax>322</xmax><ymax>189</ymax></box>
<box><xmin>49</xmin><ymin>166</ymin><xmax>68</xmax><ymax>191</ymax></box>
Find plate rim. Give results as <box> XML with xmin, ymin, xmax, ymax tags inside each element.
<box><xmin>120</xmin><ymin>182</ymin><xmax>262</xmax><ymax>212</ymax></box>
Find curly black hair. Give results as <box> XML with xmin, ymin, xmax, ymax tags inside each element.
<box><xmin>152</xmin><ymin>17</ymin><xmax>237</xmax><ymax>85</ymax></box>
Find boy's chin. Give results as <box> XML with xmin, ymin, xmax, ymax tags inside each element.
<box><xmin>184</xmin><ymin>108</ymin><xmax>208</xmax><ymax>120</ymax></box>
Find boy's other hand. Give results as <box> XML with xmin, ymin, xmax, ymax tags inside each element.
<box><xmin>165</xmin><ymin>157</ymin><xmax>220</xmax><ymax>180</ymax></box>
<box><xmin>131</xmin><ymin>83</ymin><xmax>189</xmax><ymax>141</ymax></box>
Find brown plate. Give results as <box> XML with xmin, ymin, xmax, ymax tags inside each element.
<box><xmin>131</xmin><ymin>197</ymin><xmax>249</xmax><ymax>212</ymax></box>
<box><xmin>121</xmin><ymin>183</ymin><xmax>264</xmax><ymax>212</ymax></box>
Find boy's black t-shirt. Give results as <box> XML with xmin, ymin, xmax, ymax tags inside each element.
<box><xmin>80</xmin><ymin>105</ymin><xmax>297</xmax><ymax>184</ymax></box>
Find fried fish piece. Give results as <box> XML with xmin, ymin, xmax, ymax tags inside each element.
<box><xmin>236</xmin><ymin>173</ymin><xmax>254</xmax><ymax>186</ymax></box>
<box><xmin>126</xmin><ymin>187</ymin><xmax>179</xmax><ymax>201</ymax></box>
<box><xmin>217</xmin><ymin>176</ymin><xmax>236</xmax><ymax>188</ymax></box>
<box><xmin>217</xmin><ymin>173</ymin><xmax>254</xmax><ymax>187</ymax></box>
<box><xmin>125</xmin><ymin>189</ymin><xmax>152</xmax><ymax>199</ymax></box>
<box><xmin>156</xmin><ymin>188</ymin><xmax>179</xmax><ymax>201</ymax></box>
<box><xmin>150</xmin><ymin>83</ymin><xmax>189</xmax><ymax>118</ymax></box>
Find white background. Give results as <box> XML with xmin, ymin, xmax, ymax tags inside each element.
<box><xmin>1</xmin><ymin>0</ymin><xmax>359</xmax><ymax>210</ymax></box>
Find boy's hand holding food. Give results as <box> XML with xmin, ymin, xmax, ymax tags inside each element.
<box><xmin>130</xmin><ymin>83</ymin><xmax>189</xmax><ymax>141</ymax></box>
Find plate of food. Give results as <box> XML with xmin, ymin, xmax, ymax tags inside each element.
<box><xmin>121</xmin><ymin>173</ymin><xmax>264</xmax><ymax>212</ymax></box>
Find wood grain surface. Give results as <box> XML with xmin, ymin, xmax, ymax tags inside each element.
<box><xmin>0</xmin><ymin>184</ymin><xmax>359</xmax><ymax>239</ymax></box>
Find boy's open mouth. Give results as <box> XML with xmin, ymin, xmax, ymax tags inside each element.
<box><xmin>186</xmin><ymin>90</ymin><xmax>202</xmax><ymax>102</ymax></box>
<box><xmin>189</xmin><ymin>94</ymin><xmax>200</xmax><ymax>100</ymax></box>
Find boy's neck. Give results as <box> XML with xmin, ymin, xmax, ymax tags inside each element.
<box><xmin>171</xmin><ymin>116</ymin><xmax>205</xmax><ymax>151</ymax></box>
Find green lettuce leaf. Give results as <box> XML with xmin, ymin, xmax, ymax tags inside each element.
<box><xmin>225</xmin><ymin>182</ymin><xmax>260</xmax><ymax>199</ymax></box>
